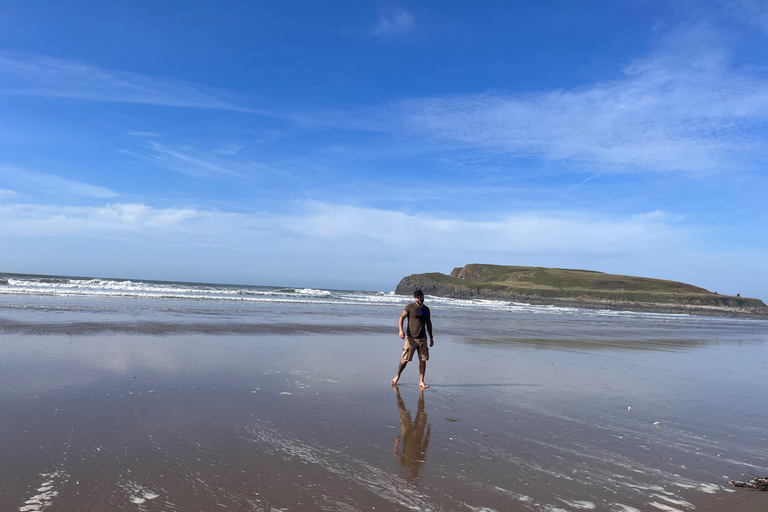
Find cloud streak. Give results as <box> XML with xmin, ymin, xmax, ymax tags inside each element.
<box><xmin>336</xmin><ymin>24</ymin><xmax>768</xmax><ymax>175</ymax></box>
<box><xmin>0</xmin><ymin>52</ymin><xmax>263</xmax><ymax>113</ymax></box>
<box><xmin>0</xmin><ymin>203</ymin><xmax>198</xmax><ymax>233</ymax></box>
<box><xmin>0</xmin><ymin>164</ymin><xmax>118</xmax><ymax>198</ymax></box>
<box><xmin>292</xmin><ymin>202</ymin><xmax>685</xmax><ymax>256</ymax></box>
<box><xmin>369</xmin><ymin>3</ymin><xmax>415</xmax><ymax>39</ymax></box>
<box><xmin>0</xmin><ymin>200</ymin><xmax>686</xmax><ymax>258</ymax></box>
<box><xmin>122</xmin><ymin>141</ymin><xmax>280</xmax><ymax>178</ymax></box>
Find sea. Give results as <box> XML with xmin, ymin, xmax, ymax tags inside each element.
<box><xmin>1</xmin><ymin>271</ymin><xmax>765</xmax><ymax>343</ymax></box>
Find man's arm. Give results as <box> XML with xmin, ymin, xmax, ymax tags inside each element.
<box><xmin>398</xmin><ymin>309</ymin><xmax>408</xmax><ymax>339</ymax></box>
<box><xmin>426</xmin><ymin>313</ymin><xmax>434</xmax><ymax>346</ymax></box>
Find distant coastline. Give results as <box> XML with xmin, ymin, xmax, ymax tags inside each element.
<box><xmin>396</xmin><ymin>264</ymin><xmax>768</xmax><ymax>319</ymax></box>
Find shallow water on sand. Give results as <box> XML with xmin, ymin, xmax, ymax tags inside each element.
<box><xmin>0</xmin><ymin>294</ymin><xmax>767</xmax><ymax>511</ymax></box>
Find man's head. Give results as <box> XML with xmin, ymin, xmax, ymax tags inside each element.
<box><xmin>413</xmin><ymin>290</ymin><xmax>424</xmax><ymax>305</ymax></box>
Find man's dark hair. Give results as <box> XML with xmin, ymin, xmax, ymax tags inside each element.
<box><xmin>413</xmin><ymin>290</ymin><xmax>424</xmax><ymax>297</ymax></box>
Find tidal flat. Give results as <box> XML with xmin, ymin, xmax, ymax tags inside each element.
<box><xmin>0</xmin><ymin>285</ymin><xmax>767</xmax><ymax>511</ymax></box>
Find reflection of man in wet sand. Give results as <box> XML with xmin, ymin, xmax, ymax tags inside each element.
<box><xmin>394</xmin><ymin>387</ymin><xmax>431</xmax><ymax>482</ymax></box>
<box><xmin>392</xmin><ymin>290</ymin><xmax>434</xmax><ymax>388</ymax></box>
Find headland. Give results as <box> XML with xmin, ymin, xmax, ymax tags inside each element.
<box><xmin>396</xmin><ymin>264</ymin><xmax>768</xmax><ymax>318</ymax></box>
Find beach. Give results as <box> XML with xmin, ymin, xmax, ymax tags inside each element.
<box><xmin>1</xmin><ymin>274</ymin><xmax>767</xmax><ymax>511</ymax></box>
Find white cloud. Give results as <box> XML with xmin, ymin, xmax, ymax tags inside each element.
<box><xmin>3</xmin><ymin>200</ymin><xmax>766</xmax><ymax>297</ymax></box>
<box><xmin>370</xmin><ymin>3</ymin><xmax>415</xmax><ymax>39</ymax></box>
<box><xmin>133</xmin><ymin>141</ymin><xmax>279</xmax><ymax>178</ymax></box>
<box><xmin>0</xmin><ymin>200</ymin><xmax>686</xmax><ymax>258</ymax></box>
<box><xmin>630</xmin><ymin>210</ymin><xmax>684</xmax><ymax>222</ymax></box>
<box><xmin>339</xmin><ymin>24</ymin><xmax>768</xmax><ymax>174</ymax></box>
<box><xmin>144</xmin><ymin>142</ymin><xmax>245</xmax><ymax>177</ymax></box>
<box><xmin>0</xmin><ymin>203</ymin><xmax>198</xmax><ymax>233</ymax></box>
<box><xmin>292</xmin><ymin>202</ymin><xmax>685</xmax><ymax>256</ymax></box>
<box><xmin>0</xmin><ymin>52</ymin><xmax>263</xmax><ymax>113</ymax></box>
<box><xmin>0</xmin><ymin>188</ymin><xmax>16</xmax><ymax>198</ymax></box>
<box><xmin>213</xmin><ymin>144</ymin><xmax>244</xmax><ymax>156</ymax></box>
<box><xmin>0</xmin><ymin>164</ymin><xmax>118</xmax><ymax>198</ymax></box>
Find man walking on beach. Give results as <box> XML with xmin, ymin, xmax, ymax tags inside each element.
<box><xmin>392</xmin><ymin>290</ymin><xmax>434</xmax><ymax>388</ymax></box>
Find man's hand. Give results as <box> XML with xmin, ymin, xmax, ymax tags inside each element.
<box><xmin>399</xmin><ymin>330</ymin><xmax>405</xmax><ymax>339</ymax></box>
<box><xmin>430</xmin><ymin>337</ymin><xmax>434</xmax><ymax>347</ymax></box>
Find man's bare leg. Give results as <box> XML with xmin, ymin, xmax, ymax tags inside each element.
<box><xmin>392</xmin><ymin>359</ymin><xmax>408</xmax><ymax>386</ymax></box>
<box><xmin>419</xmin><ymin>360</ymin><xmax>429</xmax><ymax>389</ymax></box>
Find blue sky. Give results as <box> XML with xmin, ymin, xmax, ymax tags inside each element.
<box><xmin>1</xmin><ymin>0</ymin><xmax>767</xmax><ymax>297</ymax></box>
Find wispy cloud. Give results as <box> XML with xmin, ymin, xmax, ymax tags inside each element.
<box><xmin>0</xmin><ymin>52</ymin><xmax>264</xmax><ymax>113</ymax></box>
<box><xmin>291</xmin><ymin>202</ymin><xmax>686</xmax><ymax>256</ymax></box>
<box><xmin>213</xmin><ymin>144</ymin><xmax>244</xmax><ymax>156</ymax></box>
<box><xmin>144</xmin><ymin>142</ymin><xmax>246</xmax><ymax>177</ymax></box>
<box><xmin>0</xmin><ymin>200</ymin><xmax>686</xmax><ymax>258</ymax></box>
<box><xmin>0</xmin><ymin>188</ymin><xmax>16</xmax><ymax>198</ymax></box>
<box><xmin>337</xmin><ymin>24</ymin><xmax>768</xmax><ymax>174</ymax></box>
<box><xmin>128</xmin><ymin>131</ymin><xmax>162</xmax><ymax>138</ymax></box>
<box><xmin>722</xmin><ymin>0</ymin><xmax>768</xmax><ymax>33</ymax></box>
<box><xmin>369</xmin><ymin>2</ymin><xmax>415</xmax><ymax>39</ymax></box>
<box><xmin>0</xmin><ymin>203</ymin><xmax>198</xmax><ymax>233</ymax></box>
<box><xmin>123</xmin><ymin>141</ymin><xmax>280</xmax><ymax>178</ymax></box>
<box><xmin>0</xmin><ymin>164</ymin><xmax>118</xmax><ymax>198</ymax></box>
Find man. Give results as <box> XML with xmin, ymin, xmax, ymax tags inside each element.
<box><xmin>392</xmin><ymin>290</ymin><xmax>434</xmax><ymax>388</ymax></box>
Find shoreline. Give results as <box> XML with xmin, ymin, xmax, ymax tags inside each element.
<box><xmin>395</xmin><ymin>288</ymin><xmax>768</xmax><ymax>319</ymax></box>
<box><xmin>475</xmin><ymin>294</ymin><xmax>768</xmax><ymax>319</ymax></box>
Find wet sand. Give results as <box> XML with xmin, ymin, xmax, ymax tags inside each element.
<box><xmin>1</xmin><ymin>323</ymin><xmax>766</xmax><ymax>512</ymax></box>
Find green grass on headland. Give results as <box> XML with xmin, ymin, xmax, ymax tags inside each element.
<box><xmin>396</xmin><ymin>264</ymin><xmax>766</xmax><ymax>309</ymax></box>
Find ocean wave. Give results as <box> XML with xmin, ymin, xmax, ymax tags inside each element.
<box><xmin>0</xmin><ymin>275</ymin><xmax>699</xmax><ymax>319</ymax></box>
<box><xmin>7</xmin><ymin>277</ymin><xmax>205</xmax><ymax>294</ymax></box>
<box><xmin>6</xmin><ymin>277</ymin><xmax>278</xmax><ymax>297</ymax></box>
<box><xmin>2</xmin><ymin>276</ymin><xmax>363</xmax><ymax>303</ymax></box>
<box><xmin>0</xmin><ymin>286</ymin><xmax>342</xmax><ymax>305</ymax></box>
<box><xmin>294</xmin><ymin>288</ymin><xmax>333</xmax><ymax>297</ymax></box>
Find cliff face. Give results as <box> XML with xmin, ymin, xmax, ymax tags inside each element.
<box><xmin>396</xmin><ymin>264</ymin><xmax>767</xmax><ymax>317</ymax></box>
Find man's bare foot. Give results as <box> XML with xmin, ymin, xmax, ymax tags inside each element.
<box><xmin>391</xmin><ymin>378</ymin><xmax>399</xmax><ymax>387</ymax></box>
<box><xmin>419</xmin><ymin>382</ymin><xmax>429</xmax><ymax>389</ymax></box>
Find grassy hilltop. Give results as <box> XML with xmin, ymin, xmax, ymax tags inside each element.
<box><xmin>396</xmin><ymin>264</ymin><xmax>766</xmax><ymax>313</ymax></box>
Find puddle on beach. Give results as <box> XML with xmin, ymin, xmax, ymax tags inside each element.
<box><xmin>0</xmin><ymin>326</ymin><xmax>766</xmax><ymax>511</ymax></box>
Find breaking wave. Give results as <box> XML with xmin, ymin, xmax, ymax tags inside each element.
<box><xmin>0</xmin><ymin>273</ymin><xmax>699</xmax><ymax>318</ymax></box>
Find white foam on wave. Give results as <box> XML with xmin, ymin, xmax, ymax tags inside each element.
<box><xmin>490</xmin><ymin>485</ymin><xmax>557</xmax><ymax>510</ymax></box>
<box><xmin>463</xmin><ymin>505</ymin><xmax>499</xmax><ymax>512</ymax></box>
<box><xmin>294</xmin><ymin>288</ymin><xmax>333</xmax><ymax>296</ymax></box>
<box><xmin>650</xmin><ymin>494</ymin><xmax>693</xmax><ymax>507</ymax></box>
<box><xmin>8</xmin><ymin>277</ymin><xmax>209</xmax><ymax>294</ymax></box>
<box><xmin>0</xmin><ymin>275</ymin><xmax>724</xmax><ymax>320</ymax></box>
<box><xmin>647</xmin><ymin>502</ymin><xmax>684</xmax><ymax>512</ymax></box>
<box><xmin>18</xmin><ymin>470</ymin><xmax>68</xmax><ymax>512</ymax></box>
<box><xmin>698</xmin><ymin>483</ymin><xmax>723</xmax><ymax>494</ymax></box>
<box><xmin>559</xmin><ymin>499</ymin><xmax>596</xmax><ymax>509</ymax></box>
<box><xmin>119</xmin><ymin>480</ymin><xmax>160</xmax><ymax>506</ymax></box>
<box><xmin>611</xmin><ymin>506</ymin><xmax>641</xmax><ymax>512</ymax></box>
